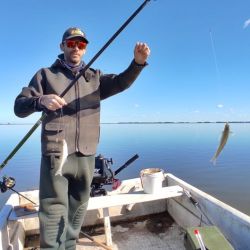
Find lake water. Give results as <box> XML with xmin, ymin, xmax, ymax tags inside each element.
<box><xmin>1</xmin><ymin>123</ymin><xmax>250</xmax><ymax>215</ymax></box>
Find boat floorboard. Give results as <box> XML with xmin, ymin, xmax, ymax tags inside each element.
<box><xmin>24</xmin><ymin>213</ymin><xmax>186</xmax><ymax>250</ymax></box>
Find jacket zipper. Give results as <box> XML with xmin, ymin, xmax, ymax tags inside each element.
<box><xmin>75</xmin><ymin>75</ymin><xmax>80</xmax><ymax>152</ymax></box>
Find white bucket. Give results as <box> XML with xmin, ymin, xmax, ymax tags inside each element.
<box><xmin>140</xmin><ymin>168</ymin><xmax>164</xmax><ymax>194</ymax></box>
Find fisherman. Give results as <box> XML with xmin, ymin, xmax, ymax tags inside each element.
<box><xmin>14</xmin><ymin>27</ymin><xmax>150</xmax><ymax>249</ymax></box>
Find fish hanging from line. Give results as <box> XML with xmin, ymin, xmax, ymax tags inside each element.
<box><xmin>55</xmin><ymin>139</ymin><xmax>68</xmax><ymax>176</ymax></box>
<box><xmin>210</xmin><ymin>123</ymin><xmax>231</xmax><ymax>165</ymax></box>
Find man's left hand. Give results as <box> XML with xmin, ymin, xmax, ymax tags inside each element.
<box><xmin>134</xmin><ymin>42</ymin><xmax>150</xmax><ymax>65</ymax></box>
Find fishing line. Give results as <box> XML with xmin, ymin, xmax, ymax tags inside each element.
<box><xmin>209</xmin><ymin>30</ymin><xmax>231</xmax><ymax>163</ymax></box>
<box><xmin>209</xmin><ymin>29</ymin><xmax>221</xmax><ymax>84</ymax></box>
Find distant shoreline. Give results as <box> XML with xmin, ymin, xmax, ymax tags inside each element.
<box><xmin>1</xmin><ymin>121</ymin><xmax>250</xmax><ymax>125</ymax></box>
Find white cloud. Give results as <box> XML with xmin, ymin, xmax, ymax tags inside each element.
<box><xmin>243</xmin><ymin>19</ymin><xmax>250</xmax><ymax>29</ymax></box>
<box><xmin>217</xmin><ymin>104</ymin><xmax>224</xmax><ymax>108</ymax></box>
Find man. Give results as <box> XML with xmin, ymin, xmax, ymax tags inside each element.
<box><xmin>14</xmin><ymin>27</ymin><xmax>150</xmax><ymax>249</ymax></box>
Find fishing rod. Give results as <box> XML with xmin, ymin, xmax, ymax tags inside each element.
<box><xmin>183</xmin><ymin>189</ymin><xmax>213</xmax><ymax>226</ymax></box>
<box><xmin>0</xmin><ymin>176</ymin><xmax>36</xmax><ymax>205</ymax></box>
<box><xmin>0</xmin><ymin>0</ymin><xmax>152</xmax><ymax>171</ymax></box>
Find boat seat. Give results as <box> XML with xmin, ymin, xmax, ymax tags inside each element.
<box><xmin>87</xmin><ymin>185</ymin><xmax>184</xmax><ymax>247</ymax></box>
<box><xmin>8</xmin><ymin>185</ymin><xmax>183</xmax><ymax>248</ymax></box>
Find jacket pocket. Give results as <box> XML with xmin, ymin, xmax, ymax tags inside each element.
<box><xmin>42</xmin><ymin>123</ymin><xmax>66</xmax><ymax>156</ymax></box>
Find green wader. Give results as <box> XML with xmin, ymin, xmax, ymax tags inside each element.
<box><xmin>39</xmin><ymin>153</ymin><xmax>95</xmax><ymax>250</ymax></box>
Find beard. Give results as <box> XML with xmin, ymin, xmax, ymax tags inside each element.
<box><xmin>69</xmin><ymin>53</ymin><xmax>81</xmax><ymax>65</ymax></box>
<box><xmin>63</xmin><ymin>51</ymin><xmax>82</xmax><ymax>66</ymax></box>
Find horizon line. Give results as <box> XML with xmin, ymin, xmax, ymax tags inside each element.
<box><xmin>1</xmin><ymin>121</ymin><xmax>250</xmax><ymax>125</ymax></box>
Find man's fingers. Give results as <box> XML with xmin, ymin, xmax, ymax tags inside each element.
<box><xmin>54</xmin><ymin>95</ymin><xmax>67</xmax><ymax>106</ymax></box>
<box><xmin>135</xmin><ymin>42</ymin><xmax>150</xmax><ymax>57</ymax></box>
<box><xmin>136</xmin><ymin>42</ymin><xmax>148</xmax><ymax>49</ymax></box>
<box><xmin>41</xmin><ymin>94</ymin><xmax>67</xmax><ymax>110</ymax></box>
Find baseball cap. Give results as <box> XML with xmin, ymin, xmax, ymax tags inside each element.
<box><xmin>62</xmin><ymin>27</ymin><xmax>89</xmax><ymax>43</ymax></box>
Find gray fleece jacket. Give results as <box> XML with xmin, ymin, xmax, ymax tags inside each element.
<box><xmin>14</xmin><ymin>55</ymin><xmax>146</xmax><ymax>156</ymax></box>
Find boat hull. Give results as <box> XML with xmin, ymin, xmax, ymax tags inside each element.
<box><xmin>0</xmin><ymin>173</ymin><xmax>249</xmax><ymax>249</ymax></box>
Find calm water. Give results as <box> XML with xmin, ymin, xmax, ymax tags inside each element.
<box><xmin>1</xmin><ymin>123</ymin><xmax>250</xmax><ymax>215</ymax></box>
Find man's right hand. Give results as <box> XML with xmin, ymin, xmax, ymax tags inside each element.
<box><xmin>40</xmin><ymin>94</ymin><xmax>67</xmax><ymax>111</ymax></box>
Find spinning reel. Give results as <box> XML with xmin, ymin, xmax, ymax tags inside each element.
<box><xmin>90</xmin><ymin>154</ymin><xmax>139</xmax><ymax>197</ymax></box>
<box><xmin>0</xmin><ymin>176</ymin><xmax>15</xmax><ymax>193</ymax></box>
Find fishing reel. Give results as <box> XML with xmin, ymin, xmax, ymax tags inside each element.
<box><xmin>0</xmin><ymin>176</ymin><xmax>16</xmax><ymax>193</ymax></box>
<box><xmin>91</xmin><ymin>154</ymin><xmax>115</xmax><ymax>197</ymax></box>
<box><xmin>90</xmin><ymin>154</ymin><xmax>139</xmax><ymax>197</ymax></box>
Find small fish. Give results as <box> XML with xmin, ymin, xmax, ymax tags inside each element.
<box><xmin>55</xmin><ymin>139</ymin><xmax>68</xmax><ymax>176</ymax></box>
<box><xmin>211</xmin><ymin>123</ymin><xmax>230</xmax><ymax>164</ymax></box>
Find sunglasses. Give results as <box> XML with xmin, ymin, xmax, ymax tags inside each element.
<box><xmin>65</xmin><ymin>40</ymin><xmax>87</xmax><ymax>50</ymax></box>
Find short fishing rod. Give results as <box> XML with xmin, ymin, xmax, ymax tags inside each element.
<box><xmin>0</xmin><ymin>0</ymin><xmax>152</xmax><ymax>171</ymax></box>
<box><xmin>0</xmin><ymin>176</ymin><xmax>36</xmax><ymax>205</ymax></box>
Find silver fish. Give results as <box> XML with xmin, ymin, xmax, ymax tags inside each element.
<box><xmin>55</xmin><ymin>139</ymin><xmax>68</xmax><ymax>176</ymax></box>
<box><xmin>211</xmin><ymin>123</ymin><xmax>230</xmax><ymax>164</ymax></box>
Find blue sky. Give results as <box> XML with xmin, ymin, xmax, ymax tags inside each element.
<box><xmin>1</xmin><ymin>0</ymin><xmax>250</xmax><ymax>123</ymax></box>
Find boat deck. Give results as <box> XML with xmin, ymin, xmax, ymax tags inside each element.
<box><xmin>24</xmin><ymin>213</ymin><xmax>186</xmax><ymax>250</ymax></box>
